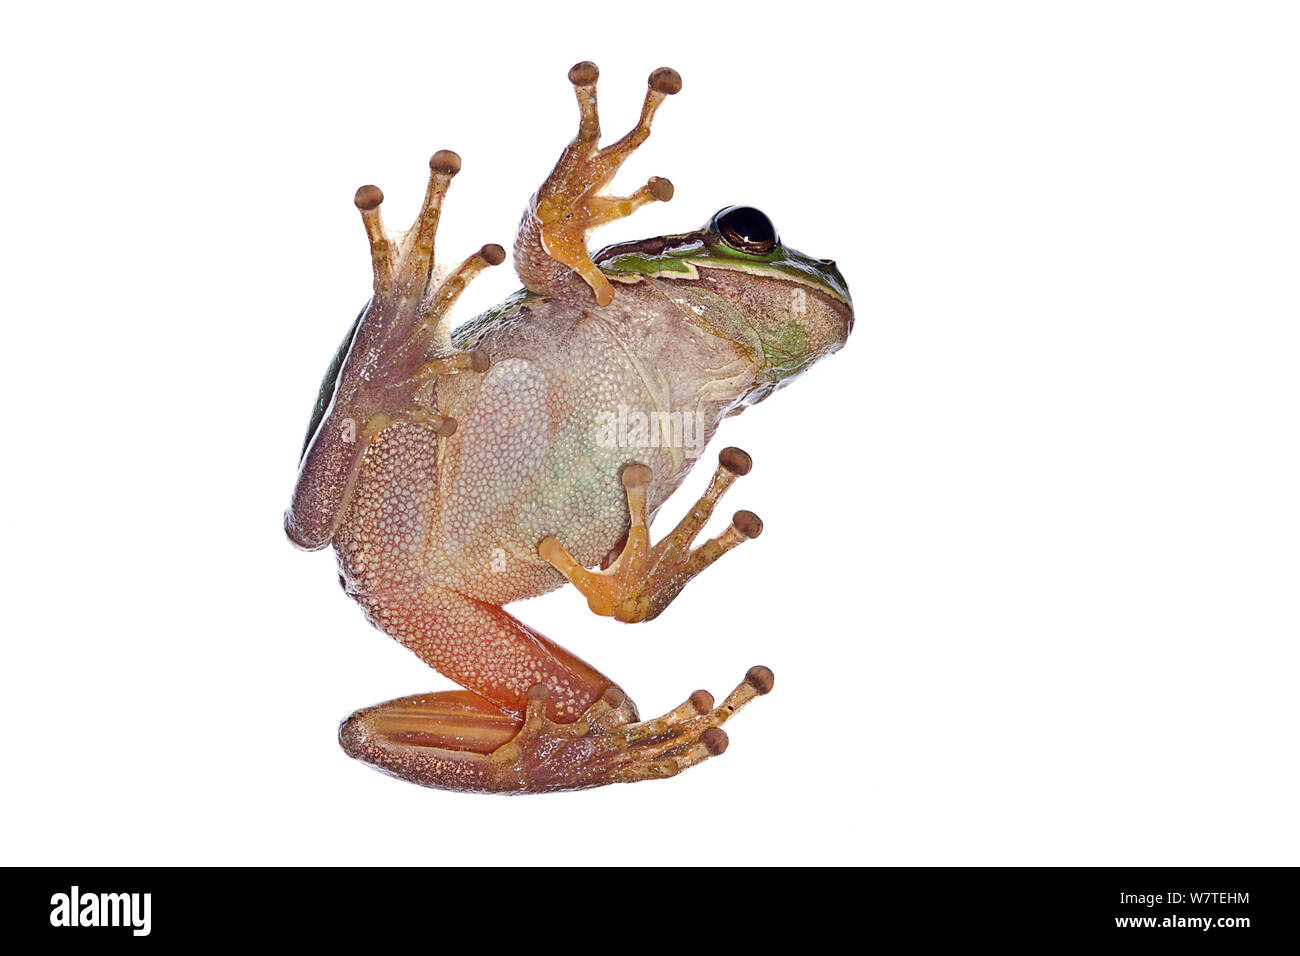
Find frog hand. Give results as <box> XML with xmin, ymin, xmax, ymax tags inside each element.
<box><xmin>338</xmin><ymin>668</ymin><xmax>773</xmax><ymax>793</ymax></box>
<box><xmin>539</xmin><ymin>447</ymin><xmax>762</xmax><ymax>623</ymax></box>
<box><xmin>514</xmin><ymin>61</ymin><xmax>680</xmax><ymax>307</ymax></box>
<box><xmin>285</xmin><ymin>153</ymin><xmax>501</xmax><ymax>550</ymax></box>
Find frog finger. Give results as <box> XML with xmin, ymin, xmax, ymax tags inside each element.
<box><xmin>592</xmin><ymin>67</ymin><xmax>681</xmax><ymax>180</ymax></box>
<box><xmin>578</xmin><ymin>176</ymin><xmax>675</xmax><ymax>231</ymax></box>
<box><xmin>676</xmin><ymin>509</ymin><xmax>765</xmax><ymax>582</ymax></box>
<box><xmin>648</xmin><ymin>446</ymin><xmax>752</xmax><ymax>563</ymax></box>
<box><xmin>568</xmin><ymin>60</ymin><xmax>601</xmax><ymax>145</ymax></box>
<box><xmin>535</xmin><ymin>61</ymin><xmax>602</xmax><ymax>204</ymax></box>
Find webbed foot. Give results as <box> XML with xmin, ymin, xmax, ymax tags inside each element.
<box><xmin>339</xmin><ymin>667</ymin><xmax>774</xmax><ymax>793</ymax></box>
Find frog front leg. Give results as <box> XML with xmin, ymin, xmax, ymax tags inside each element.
<box><xmin>337</xmin><ymin>585</ymin><xmax>773</xmax><ymax>793</ymax></box>
<box><xmin>514</xmin><ymin>61</ymin><xmax>680</xmax><ymax>307</ymax></box>
<box><xmin>539</xmin><ymin>448</ymin><xmax>765</xmax><ymax>623</ymax></box>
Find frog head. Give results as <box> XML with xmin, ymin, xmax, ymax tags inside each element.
<box><xmin>594</xmin><ymin>205</ymin><xmax>853</xmax><ymax>407</ymax></box>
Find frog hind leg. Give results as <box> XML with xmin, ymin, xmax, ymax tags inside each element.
<box><xmin>538</xmin><ymin>447</ymin><xmax>763</xmax><ymax>623</ymax></box>
<box><xmin>339</xmin><ymin>669</ymin><xmax>774</xmax><ymax>794</ymax></box>
<box><xmin>514</xmin><ymin>61</ymin><xmax>681</xmax><ymax>307</ymax></box>
<box><xmin>338</xmin><ymin>586</ymin><xmax>774</xmax><ymax>793</ymax></box>
<box><xmin>285</xmin><ymin>155</ymin><xmax>503</xmax><ymax>550</ymax></box>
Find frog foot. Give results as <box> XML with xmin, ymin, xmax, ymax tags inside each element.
<box><xmin>351</xmin><ymin>153</ymin><xmax>504</xmax><ymax>402</ymax></box>
<box><xmin>528</xmin><ymin>61</ymin><xmax>681</xmax><ymax>307</ymax></box>
<box><xmin>539</xmin><ymin>447</ymin><xmax>761</xmax><ymax>623</ymax></box>
<box><xmin>491</xmin><ymin>668</ymin><xmax>774</xmax><ymax>790</ymax></box>
<box><xmin>285</xmin><ymin>152</ymin><xmax>502</xmax><ymax>549</ymax></box>
<box><xmin>339</xmin><ymin>667</ymin><xmax>774</xmax><ymax>793</ymax></box>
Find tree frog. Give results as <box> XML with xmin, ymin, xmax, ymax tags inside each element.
<box><xmin>285</xmin><ymin>62</ymin><xmax>853</xmax><ymax>793</ymax></box>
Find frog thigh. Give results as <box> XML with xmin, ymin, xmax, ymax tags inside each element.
<box><xmin>440</xmin><ymin>357</ymin><xmax>554</xmax><ymax>555</ymax></box>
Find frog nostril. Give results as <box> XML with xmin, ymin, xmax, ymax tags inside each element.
<box><xmin>820</xmin><ymin>258</ymin><xmax>836</xmax><ymax>267</ymax></box>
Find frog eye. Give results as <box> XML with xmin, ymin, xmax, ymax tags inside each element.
<box><xmin>715</xmin><ymin>206</ymin><xmax>778</xmax><ymax>255</ymax></box>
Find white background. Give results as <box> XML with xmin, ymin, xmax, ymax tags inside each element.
<box><xmin>2</xmin><ymin>1</ymin><xmax>1296</xmax><ymax>866</ymax></box>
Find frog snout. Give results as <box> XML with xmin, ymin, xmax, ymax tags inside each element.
<box><xmin>823</xmin><ymin>287</ymin><xmax>854</xmax><ymax>344</ymax></box>
<box><xmin>818</xmin><ymin>260</ymin><xmax>853</xmax><ymax>340</ymax></box>
<box><xmin>835</xmin><ymin>293</ymin><xmax>855</xmax><ymax>340</ymax></box>
<box><xmin>798</xmin><ymin>287</ymin><xmax>853</xmax><ymax>359</ymax></box>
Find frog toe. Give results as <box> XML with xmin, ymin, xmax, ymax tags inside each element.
<box><xmin>612</xmin><ymin>666</ymin><xmax>774</xmax><ymax>783</ymax></box>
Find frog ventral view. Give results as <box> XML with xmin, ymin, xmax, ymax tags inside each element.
<box><xmin>285</xmin><ymin>62</ymin><xmax>853</xmax><ymax>793</ymax></box>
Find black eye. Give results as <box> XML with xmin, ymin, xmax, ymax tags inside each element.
<box><xmin>716</xmin><ymin>206</ymin><xmax>778</xmax><ymax>255</ymax></box>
